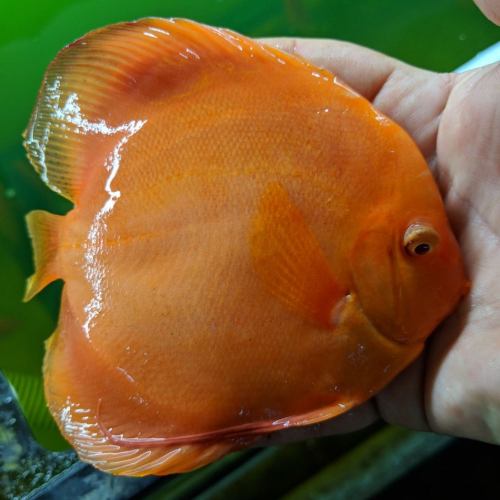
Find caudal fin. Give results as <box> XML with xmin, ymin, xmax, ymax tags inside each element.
<box><xmin>24</xmin><ymin>210</ymin><xmax>63</xmax><ymax>301</ymax></box>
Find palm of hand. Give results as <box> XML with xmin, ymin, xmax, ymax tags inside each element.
<box><xmin>429</xmin><ymin>64</ymin><xmax>500</xmax><ymax>443</ymax></box>
<box><xmin>257</xmin><ymin>39</ymin><xmax>500</xmax><ymax>445</ymax></box>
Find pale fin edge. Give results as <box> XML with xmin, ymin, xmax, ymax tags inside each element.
<box><xmin>24</xmin><ymin>210</ymin><xmax>62</xmax><ymax>302</ymax></box>
<box><xmin>96</xmin><ymin>396</ymin><xmax>357</xmax><ymax>448</ymax></box>
<box><xmin>73</xmin><ymin>397</ymin><xmax>353</xmax><ymax>476</ymax></box>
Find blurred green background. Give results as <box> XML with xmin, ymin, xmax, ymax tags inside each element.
<box><xmin>0</xmin><ymin>0</ymin><xmax>499</xmax><ymax>456</ymax></box>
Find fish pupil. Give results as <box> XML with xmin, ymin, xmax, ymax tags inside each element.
<box><xmin>414</xmin><ymin>243</ymin><xmax>430</xmax><ymax>255</ymax></box>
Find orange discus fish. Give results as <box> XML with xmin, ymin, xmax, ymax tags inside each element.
<box><xmin>23</xmin><ymin>18</ymin><xmax>468</xmax><ymax>476</ymax></box>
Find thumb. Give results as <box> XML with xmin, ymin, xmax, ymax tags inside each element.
<box><xmin>438</xmin><ymin>63</ymin><xmax>500</xmax><ymax>230</ymax></box>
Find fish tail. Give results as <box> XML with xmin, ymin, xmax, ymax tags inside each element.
<box><xmin>24</xmin><ymin>210</ymin><xmax>63</xmax><ymax>301</ymax></box>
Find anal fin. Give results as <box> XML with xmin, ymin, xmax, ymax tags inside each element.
<box><xmin>44</xmin><ymin>290</ymin><xmax>244</xmax><ymax>476</ymax></box>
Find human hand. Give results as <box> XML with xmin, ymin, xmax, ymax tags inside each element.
<box><xmin>257</xmin><ymin>0</ymin><xmax>500</xmax><ymax>446</ymax></box>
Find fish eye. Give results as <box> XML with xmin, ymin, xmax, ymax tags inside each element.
<box><xmin>403</xmin><ymin>224</ymin><xmax>440</xmax><ymax>257</ymax></box>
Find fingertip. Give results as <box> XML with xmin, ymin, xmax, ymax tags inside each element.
<box><xmin>256</xmin><ymin>36</ymin><xmax>401</xmax><ymax>102</ymax></box>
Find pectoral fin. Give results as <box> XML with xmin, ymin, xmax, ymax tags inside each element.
<box><xmin>250</xmin><ymin>182</ymin><xmax>343</xmax><ymax>328</ymax></box>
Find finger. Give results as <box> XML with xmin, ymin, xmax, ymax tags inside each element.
<box><xmin>473</xmin><ymin>0</ymin><xmax>500</xmax><ymax>25</ymax></box>
<box><xmin>374</xmin><ymin>353</ymin><xmax>431</xmax><ymax>432</ymax></box>
<box><xmin>258</xmin><ymin>37</ymin><xmax>456</xmax><ymax>162</ymax></box>
<box><xmin>258</xmin><ymin>37</ymin><xmax>399</xmax><ymax>101</ymax></box>
<box><xmin>426</xmin><ymin>62</ymin><xmax>500</xmax><ymax>444</ymax></box>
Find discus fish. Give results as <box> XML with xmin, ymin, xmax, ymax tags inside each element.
<box><xmin>23</xmin><ymin>18</ymin><xmax>468</xmax><ymax>476</ymax></box>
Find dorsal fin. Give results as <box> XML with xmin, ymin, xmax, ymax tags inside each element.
<box><xmin>23</xmin><ymin>18</ymin><xmax>320</xmax><ymax>203</ymax></box>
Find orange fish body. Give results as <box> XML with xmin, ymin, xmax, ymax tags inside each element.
<box><xmin>23</xmin><ymin>19</ymin><xmax>468</xmax><ymax>476</ymax></box>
